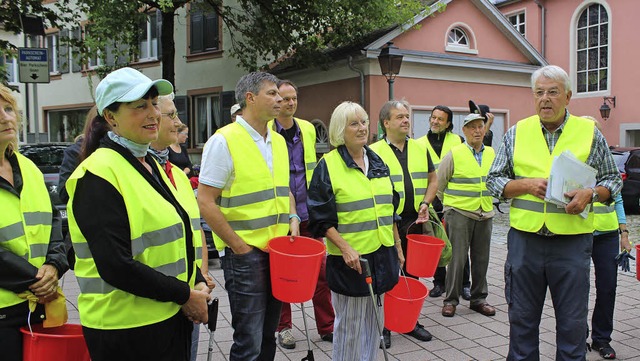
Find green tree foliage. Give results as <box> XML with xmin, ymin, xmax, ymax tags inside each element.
<box><xmin>0</xmin><ymin>0</ymin><xmax>79</xmax><ymax>86</ymax></box>
<box><xmin>2</xmin><ymin>0</ymin><xmax>434</xmax><ymax>86</ymax></box>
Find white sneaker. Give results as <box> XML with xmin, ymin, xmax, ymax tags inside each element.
<box><xmin>278</xmin><ymin>328</ymin><xmax>296</xmax><ymax>349</ymax></box>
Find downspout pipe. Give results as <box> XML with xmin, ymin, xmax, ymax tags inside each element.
<box><xmin>534</xmin><ymin>0</ymin><xmax>545</xmax><ymax>57</ymax></box>
<box><xmin>348</xmin><ymin>55</ymin><xmax>365</xmax><ymax>108</ymax></box>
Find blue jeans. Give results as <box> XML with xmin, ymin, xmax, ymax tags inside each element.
<box><xmin>591</xmin><ymin>231</ymin><xmax>619</xmax><ymax>344</ymax></box>
<box><xmin>222</xmin><ymin>247</ymin><xmax>282</xmax><ymax>361</ymax></box>
<box><xmin>505</xmin><ymin>229</ymin><xmax>591</xmax><ymax>361</ymax></box>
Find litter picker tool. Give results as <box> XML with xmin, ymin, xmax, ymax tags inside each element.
<box><xmin>206</xmin><ymin>297</ymin><xmax>219</xmax><ymax>361</ymax></box>
<box><xmin>360</xmin><ymin>258</ymin><xmax>390</xmax><ymax>361</ymax></box>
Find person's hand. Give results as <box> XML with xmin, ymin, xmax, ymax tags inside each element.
<box><xmin>620</xmin><ymin>233</ymin><xmax>632</xmax><ymax>253</ymax></box>
<box><xmin>564</xmin><ymin>188</ymin><xmax>592</xmax><ymax>215</ymax></box>
<box><xmin>525</xmin><ymin>178</ymin><xmax>547</xmax><ymax>200</ymax></box>
<box><xmin>289</xmin><ymin>217</ymin><xmax>300</xmax><ymax>237</ymax></box>
<box><xmin>181</xmin><ymin>289</ymin><xmax>209</xmax><ymax>324</ymax></box>
<box><xmin>486</xmin><ymin>112</ymin><xmax>494</xmax><ymax>128</ymax></box>
<box><xmin>29</xmin><ymin>264</ymin><xmax>59</xmax><ymax>299</ymax></box>
<box><xmin>232</xmin><ymin>242</ymin><xmax>253</xmax><ymax>255</ymax></box>
<box><xmin>195</xmin><ymin>281</ymin><xmax>214</xmax><ymax>294</ymax></box>
<box><xmin>202</xmin><ymin>274</ymin><xmax>216</xmax><ymax>291</ymax></box>
<box><xmin>341</xmin><ymin>245</ymin><xmax>361</xmax><ymax>274</ymax></box>
<box><xmin>183</xmin><ymin>167</ymin><xmax>191</xmax><ymax>175</ymax></box>
<box><xmin>416</xmin><ymin>203</ymin><xmax>429</xmax><ymax>224</ymax></box>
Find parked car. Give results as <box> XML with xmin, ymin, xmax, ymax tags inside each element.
<box><xmin>18</xmin><ymin>143</ymin><xmax>70</xmax><ymax>236</ymax></box>
<box><xmin>611</xmin><ymin>147</ymin><xmax>640</xmax><ymax>214</ymax></box>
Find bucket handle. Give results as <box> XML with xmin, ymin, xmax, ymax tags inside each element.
<box><xmin>405</xmin><ymin>219</ymin><xmax>445</xmax><ymax>238</ymax></box>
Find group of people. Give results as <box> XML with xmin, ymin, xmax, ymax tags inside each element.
<box><xmin>0</xmin><ymin>63</ymin><xmax>629</xmax><ymax>361</ymax></box>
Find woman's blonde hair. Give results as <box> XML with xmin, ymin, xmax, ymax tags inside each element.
<box><xmin>328</xmin><ymin>101</ymin><xmax>369</xmax><ymax>147</ymax></box>
<box><xmin>0</xmin><ymin>84</ymin><xmax>21</xmax><ymax>155</ymax></box>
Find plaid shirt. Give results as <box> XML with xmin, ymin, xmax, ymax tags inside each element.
<box><xmin>487</xmin><ymin>110</ymin><xmax>622</xmax><ymax>205</ymax></box>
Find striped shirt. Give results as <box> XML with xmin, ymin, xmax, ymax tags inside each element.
<box><xmin>486</xmin><ymin>111</ymin><xmax>622</xmax><ymax>205</ymax></box>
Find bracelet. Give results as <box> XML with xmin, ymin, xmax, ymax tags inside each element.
<box><xmin>289</xmin><ymin>214</ymin><xmax>301</xmax><ymax>222</ymax></box>
<box><xmin>394</xmin><ymin>239</ymin><xmax>402</xmax><ymax>245</ymax></box>
<box><xmin>419</xmin><ymin>201</ymin><xmax>430</xmax><ymax>207</ymax></box>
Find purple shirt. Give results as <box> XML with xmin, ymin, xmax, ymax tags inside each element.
<box><xmin>275</xmin><ymin>119</ymin><xmax>309</xmax><ymax>221</ymax></box>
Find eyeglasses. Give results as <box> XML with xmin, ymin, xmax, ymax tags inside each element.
<box><xmin>162</xmin><ymin>112</ymin><xmax>178</xmax><ymax>120</ymax></box>
<box><xmin>178</xmin><ymin>132</ymin><xmax>188</xmax><ymax>136</ymax></box>
<box><xmin>533</xmin><ymin>89</ymin><xmax>562</xmax><ymax>98</ymax></box>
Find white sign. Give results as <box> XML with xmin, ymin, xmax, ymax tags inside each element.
<box><xmin>18</xmin><ymin>48</ymin><xmax>50</xmax><ymax>84</ymax></box>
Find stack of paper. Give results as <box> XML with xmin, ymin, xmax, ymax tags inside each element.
<box><xmin>545</xmin><ymin>150</ymin><xmax>597</xmax><ymax>218</ymax></box>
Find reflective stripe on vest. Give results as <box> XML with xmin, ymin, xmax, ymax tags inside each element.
<box><xmin>593</xmin><ymin>202</ymin><xmax>618</xmax><ymax>232</ymax></box>
<box><xmin>0</xmin><ymin>153</ymin><xmax>52</xmax><ymax>308</ymax></box>
<box><xmin>443</xmin><ymin>144</ymin><xmax>495</xmax><ymax>212</ymax></box>
<box><xmin>417</xmin><ymin>132</ymin><xmax>461</xmax><ymax>169</ymax></box>
<box><xmin>370</xmin><ymin>139</ymin><xmax>430</xmax><ymax>213</ymax></box>
<box><xmin>510</xmin><ymin>115</ymin><xmax>595</xmax><ymax>234</ymax></box>
<box><xmin>213</xmin><ymin>122</ymin><xmax>290</xmax><ymax>251</ymax></box>
<box><xmin>323</xmin><ymin>149</ymin><xmax>394</xmax><ymax>256</ymax></box>
<box><xmin>67</xmin><ymin>148</ymin><xmax>195</xmax><ymax>329</ymax></box>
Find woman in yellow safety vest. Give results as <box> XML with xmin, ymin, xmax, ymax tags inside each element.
<box><xmin>66</xmin><ymin>68</ymin><xmax>210</xmax><ymax>361</ymax></box>
<box><xmin>0</xmin><ymin>84</ymin><xmax>69</xmax><ymax>361</ymax></box>
<box><xmin>307</xmin><ymin>101</ymin><xmax>403</xmax><ymax>361</ymax></box>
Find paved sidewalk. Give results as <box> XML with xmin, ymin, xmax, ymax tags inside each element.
<box><xmin>60</xmin><ymin>210</ymin><xmax>640</xmax><ymax>361</ymax></box>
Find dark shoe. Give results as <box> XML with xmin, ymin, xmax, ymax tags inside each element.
<box><xmin>429</xmin><ymin>284</ymin><xmax>444</xmax><ymax>297</ymax></box>
<box><xmin>320</xmin><ymin>333</ymin><xmax>333</xmax><ymax>342</ymax></box>
<box><xmin>405</xmin><ymin>323</ymin><xmax>432</xmax><ymax>341</ymax></box>
<box><xmin>470</xmin><ymin>303</ymin><xmax>496</xmax><ymax>316</ymax></box>
<box><xmin>461</xmin><ymin>286</ymin><xmax>471</xmax><ymax>301</ymax></box>
<box><xmin>591</xmin><ymin>341</ymin><xmax>616</xmax><ymax>359</ymax></box>
<box><xmin>380</xmin><ymin>328</ymin><xmax>391</xmax><ymax>349</ymax></box>
<box><xmin>442</xmin><ymin>304</ymin><xmax>456</xmax><ymax>317</ymax></box>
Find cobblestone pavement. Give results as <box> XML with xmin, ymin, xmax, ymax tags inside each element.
<box><xmin>60</xmin><ymin>205</ymin><xmax>640</xmax><ymax>361</ymax></box>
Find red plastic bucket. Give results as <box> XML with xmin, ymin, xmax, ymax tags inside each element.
<box><xmin>406</xmin><ymin>234</ymin><xmax>445</xmax><ymax>277</ymax></box>
<box><xmin>636</xmin><ymin>244</ymin><xmax>640</xmax><ymax>282</ymax></box>
<box><xmin>21</xmin><ymin>324</ymin><xmax>90</xmax><ymax>361</ymax></box>
<box><xmin>384</xmin><ymin>276</ymin><xmax>429</xmax><ymax>333</ymax></box>
<box><xmin>269</xmin><ymin>236</ymin><xmax>326</xmax><ymax>303</ymax></box>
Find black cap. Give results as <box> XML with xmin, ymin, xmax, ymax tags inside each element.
<box><xmin>469</xmin><ymin>100</ymin><xmax>490</xmax><ymax>119</ymax></box>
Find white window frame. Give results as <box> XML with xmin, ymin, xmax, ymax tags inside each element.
<box><xmin>1</xmin><ymin>56</ymin><xmax>19</xmax><ymax>85</ymax></box>
<box><xmin>507</xmin><ymin>10</ymin><xmax>526</xmax><ymax>36</ymax></box>
<box><xmin>570</xmin><ymin>0</ymin><xmax>612</xmax><ymax>98</ymax></box>
<box><xmin>46</xmin><ymin>33</ymin><xmax>59</xmax><ymax>74</ymax></box>
<box><xmin>445</xmin><ymin>23</ymin><xmax>478</xmax><ymax>55</ymax></box>
<box><xmin>194</xmin><ymin>93</ymin><xmax>221</xmax><ymax>147</ymax></box>
<box><xmin>138</xmin><ymin>10</ymin><xmax>160</xmax><ymax>61</ymax></box>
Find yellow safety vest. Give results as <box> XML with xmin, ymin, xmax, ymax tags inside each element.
<box><xmin>369</xmin><ymin>138</ymin><xmax>429</xmax><ymax>213</ymax></box>
<box><xmin>268</xmin><ymin>117</ymin><xmax>317</xmax><ymax>186</ymax></box>
<box><xmin>214</xmin><ymin>122</ymin><xmax>290</xmax><ymax>251</ymax></box>
<box><xmin>169</xmin><ymin>163</ymin><xmax>203</xmax><ymax>267</ymax></box>
<box><xmin>0</xmin><ymin>153</ymin><xmax>52</xmax><ymax>308</ymax></box>
<box><xmin>443</xmin><ymin>144</ymin><xmax>495</xmax><ymax>212</ymax></box>
<box><xmin>593</xmin><ymin>202</ymin><xmax>618</xmax><ymax>232</ymax></box>
<box><xmin>67</xmin><ymin>148</ymin><xmax>198</xmax><ymax>329</ymax></box>
<box><xmin>510</xmin><ymin>115</ymin><xmax>595</xmax><ymax>234</ymax></box>
<box><xmin>323</xmin><ymin>149</ymin><xmax>394</xmax><ymax>256</ymax></box>
<box><xmin>417</xmin><ymin>132</ymin><xmax>461</xmax><ymax>169</ymax></box>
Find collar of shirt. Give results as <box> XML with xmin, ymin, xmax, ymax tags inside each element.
<box><xmin>538</xmin><ymin>109</ymin><xmax>570</xmax><ymax>134</ymax></box>
<box><xmin>465</xmin><ymin>142</ymin><xmax>484</xmax><ymax>165</ymax></box>
<box><xmin>274</xmin><ymin>118</ymin><xmax>300</xmax><ymax>142</ymax></box>
<box><xmin>236</xmin><ymin>115</ymin><xmax>272</xmax><ymax>144</ymax></box>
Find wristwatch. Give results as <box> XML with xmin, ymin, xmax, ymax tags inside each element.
<box><xmin>590</xmin><ymin>188</ymin><xmax>599</xmax><ymax>204</ymax></box>
<box><xmin>419</xmin><ymin>201</ymin><xmax>430</xmax><ymax>207</ymax></box>
<box><xmin>619</xmin><ymin>229</ymin><xmax>629</xmax><ymax>235</ymax></box>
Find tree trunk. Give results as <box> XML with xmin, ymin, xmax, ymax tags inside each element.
<box><xmin>161</xmin><ymin>11</ymin><xmax>176</xmax><ymax>87</ymax></box>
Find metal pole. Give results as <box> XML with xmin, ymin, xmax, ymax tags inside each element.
<box><xmin>388</xmin><ymin>78</ymin><xmax>394</xmax><ymax>101</ymax></box>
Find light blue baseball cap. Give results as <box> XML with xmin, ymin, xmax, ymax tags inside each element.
<box><xmin>95</xmin><ymin>67</ymin><xmax>174</xmax><ymax>115</ymax></box>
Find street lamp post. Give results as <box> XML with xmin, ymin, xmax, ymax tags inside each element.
<box><xmin>377</xmin><ymin>42</ymin><xmax>404</xmax><ymax>100</ymax></box>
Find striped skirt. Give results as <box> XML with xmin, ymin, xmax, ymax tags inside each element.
<box><xmin>331</xmin><ymin>291</ymin><xmax>384</xmax><ymax>361</ymax></box>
